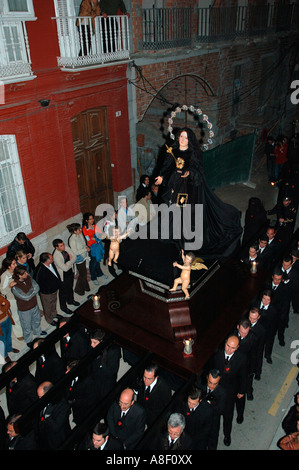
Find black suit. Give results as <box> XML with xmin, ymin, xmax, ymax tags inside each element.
<box><xmin>67</xmin><ymin>373</ymin><xmax>97</xmax><ymax>425</ymax></box>
<box><xmin>257</xmin><ymin>245</ymin><xmax>273</xmax><ymax>270</ymax></box>
<box><xmin>34</xmin><ymin>262</ymin><xmax>61</xmax><ymax>323</ymax></box>
<box><xmin>136</xmin><ymin>376</ymin><xmax>172</xmax><ymax>427</ymax></box>
<box><xmin>156</xmin><ymin>430</ymin><xmax>193</xmax><ymax>451</ymax></box>
<box><xmin>36</xmin><ymin>398</ymin><xmax>71</xmax><ymax>450</ymax></box>
<box><xmin>90</xmin><ymin>342</ymin><xmax>121</xmax><ymax>400</ymax></box>
<box><xmin>34</xmin><ymin>262</ymin><xmax>61</xmax><ymax>294</ymax></box>
<box><xmin>6</xmin><ymin>430</ymin><xmax>37</xmax><ymax>450</ymax></box>
<box><xmin>267</xmin><ymin>237</ymin><xmax>282</xmax><ymax>266</ymax></box>
<box><xmin>198</xmin><ymin>381</ymin><xmax>227</xmax><ymax>450</ymax></box>
<box><xmin>231</xmin><ymin>329</ymin><xmax>257</xmax><ymax>418</ymax></box>
<box><xmin>78</xmin><ymin>433</ymin><xmax>124</xmax><ymax>450</ymax></box>
<box><xmin>178</xmin><ymin>400</ymin><xmax>213</xmax><ymax>449</ymax></box>
<box><xmin>213</xmin><ymin>348</ymin><xmax>247</xmax><ymax>440</ymax></box>
<box><xmin>7</xmin><ymin>237</ymin><xmax>35</xmax><ymax>270</ymax></box>
<box><xmin>264</xmin><ymin>279</ymin><xmax>291</xmax><ymax>344</ymax></box>
<box><xmin>249</xmin><ymin>318</ymin><xmax>266</xmax><ymax>375</ymax></box>
<box><xmin>0</xmin><ymin>406</ymin><xmax>6</xmax><ymax>450</ymax></box>
<box><xmin>281</xmin><ymin>265</ymin><xmax>299</xmax><ymax>311</ymax></box>
<box><xmin>60</xmin><ymin>330</ymin><xmax>90</xmax><ymax>366</ymax></box>
<box><xmin>6</xmin><ymin>372</ymin><xmax>38</xmax><ymax>415</ymax></box>
<box><xmin>258</xmin><ymin>302</ymin><xmax>278</xmax><ymax>362</ymax></box>
<box><xmin>106</xmin><ymin>401</ymin><xmax>146</xmax><ymax>450</ymax></box>
<box><xmin>35</xmin><ymin>347</ymin><xmax>65</xmax><ymax>385</ymax></box>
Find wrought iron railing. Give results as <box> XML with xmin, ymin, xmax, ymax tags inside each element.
<box><xmin>198</xmin><ymin>3</ymin><xmax>298</xmax><ymax>42</ymax></box>
<box><xmin>143</xmin><ymin>7</ymin><xmax>192</xmax><ymax>50</ymax></box>
<box><xmin>53</xmin><ymin>15</ymin><xmax>130</xmax><ymax>68</ymax></box>
<box><xmin>142</xmin><ymin>4</ymin><xmax>298</xmax><ymax>50</ymax></box>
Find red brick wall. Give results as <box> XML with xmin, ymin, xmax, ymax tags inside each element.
<box><xmin>0</xmin><ymin>2</ymin><xmax>132</xmax><ymax>255</ymax></box>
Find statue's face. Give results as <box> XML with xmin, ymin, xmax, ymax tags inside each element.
<box><xmin>179</xmin><ymin>131</ymin><xmax>188</xmax><ymax>150</ymax></box>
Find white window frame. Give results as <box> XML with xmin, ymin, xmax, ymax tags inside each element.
<box><xmin>1</xmin><ymin>0</ymin><xmax>36</xmax><ymax>20</ymax></box>
<box><xmin>0</xmin><ymin>135</ymin><xmax>32</xmax><ymax>249</ymax></box>
<box><xmin>0</xmin><ymin>19</ymin><xmax>35</xmax><ymax>82</ymax></box>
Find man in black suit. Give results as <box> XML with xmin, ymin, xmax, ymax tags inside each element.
<box><xmin>247</xmin><ymin>308</ymin><xmax>266</xmax><ymax>376</ymax></box>
<box><xmin>277</xmin><ymin>255</ymin><xmax>298</xmax><ymax>343</ymax></box>
<box><xmin>77</xmin><ymin>422</ymin><xmax>124</xmax><ymax>450</ymax></box>
<box><xmin>265</xmin><ymin>268</ymin><xmax>291</xmax><ymax>311</ymax></box>
<box><xmin>240</xmin><ymin>244</ymin><xmax>260</xmax><ymax>268</ymax></box>
<box><xmin>59</xmin><ymin>318</ymin><xmax>90</xmax><ymax>366</ymax></box>
<box><xmin>276</xmin><ymin>196</ymin><xmax>297</xmax><ymax>248</ymax></box>
<box><xmin>7</xmin><ymin>232</ymin><xmax>36</xmax><ymax>272</ymax></box>
<box><xmin>255</xmin><ymin>290</ymin><xmax>278</xmax><ymax>365</ymax></box>
<box><xmin>106</xmin><ymin>388</ymin><xmax>146</xmax><ymax>450</ymax></box>
<box><xmin>34</xmin><ymin>252</ymin><xmax>63</xmax><ymax>325</ymax></box>
<box><xmin>32</xmin><ymin>338</ymin><xmax>65</xmax><ymax>385</ymax></box>
<box><xmin>3</xmin><ymin>361</ymin><xmax>38</xmax><ymax>416</ymax></box>
<box><xmin>36</xmin><ymin>381</ymin><xmax>72</xmax><ymax>450</ymax></box>
<box><xmin>199</xmin><ymin>368</ymin><xmax>226</xmax><ymax>450</ymax></box>
<box><xmin>6</xmin><ymin>414</ymin><xmax>37</xmax><ymax>450</ymax></box>
<box><xmin>65</xmin><ymin>359</ymin><xmax>97</xmax><ymax>425</ymax></box>
<box><xmin>266</xmin><ymin>226</ymin><xmax>282</xmax><ymax>266</ymax></box>
<box><xmin>256</xmin><ymin>234</ymin><xmax>272</xmax><ymax>270</ymax></box>
<box><xmin>90</xmin><ymin>329</ymin><xmax>121</xmax><ymax>400</ymax></box>
<box><xmin>135</xmin><ymin>362</ymin><xmax>172</xmax><ymax>427</ymax></box>
<box><xmin>177</xmin><ymin>386</ymin><xmax>213</xmax><ymax>450</ymax></box>
<box><xmin>232</xmin><ymin>317</ymin><xmax>257</xmax><ymax>414</ymax></box>
<box><xmin>212</xmin><ymin>335</ymin><xmax>247</xmax><ymax>447</ymax></box>
<box><xmin>52</xmin><ymin>239</ymin><xmax>79</xmax><ymax>313</ymax></box>
<box><xmin>156</xmin><ymin>413</ymin><xmax>193</xmax><ymax>450</ymax></box>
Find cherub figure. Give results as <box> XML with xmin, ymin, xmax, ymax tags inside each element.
<box><xmin>108</xmin><ymin>227</ymin><xmax>132</xmax><ymax>266</ymax></box>
<box><xmin>169</xmin><ymin>250</ymin><xmax>196</xmax><ymax>299</ymax></box>
<box><xmin>169</xmin><ymin>251</ymin><xmax>208</xmax><ymax>299</ymax></box>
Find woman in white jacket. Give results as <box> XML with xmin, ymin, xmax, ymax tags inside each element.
<box><xmin>67</xmin><ymin>223</ymin><xmax>91</xmax><ymax>296</ymax></box>
<box><xmin>0</xmin><ymin>256</ymin><xmax>24</xmax><ymax>340</ymax></box>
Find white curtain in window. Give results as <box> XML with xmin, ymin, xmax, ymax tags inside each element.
<box><xmin>0</xmin><ymin>136</ymin><xmax>31</xmax><ymax>247</ymax></box>
<box><xmin>3</xmin><ymin>25</ymin><xmax>22</xmax><ymax>62</ymax></box>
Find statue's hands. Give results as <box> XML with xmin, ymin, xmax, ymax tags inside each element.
<box><xmin>181</xmin><ymin>170</ymin><xmax>189</xmax><ymax>178</ymax></box>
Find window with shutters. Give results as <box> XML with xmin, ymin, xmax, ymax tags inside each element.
<box><xmin>0</xmin><ymin>0</ymin><xmax>36</xmax><ymax>83</ymax></box>
<box><xmin>0</xmin><ymin>135</ymin><xmax>31</xmax><ymax>249</ymax></box>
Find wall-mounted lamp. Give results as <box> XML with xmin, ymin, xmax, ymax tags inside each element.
<box><xmin>38</xmin><ymin>99</ymin><xmax>50</xmax><ymax>107</ymax></box>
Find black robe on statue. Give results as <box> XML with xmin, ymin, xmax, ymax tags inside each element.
<box><xmin>118</xmin><ymin>128</ymin><xmax>242</xmax><ymax>285</ymax></box>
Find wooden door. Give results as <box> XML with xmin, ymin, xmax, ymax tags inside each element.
<box><xmin>71</xmin><ymin>108</ymin><xmax>113</xmax><ymax>216</ymax></box>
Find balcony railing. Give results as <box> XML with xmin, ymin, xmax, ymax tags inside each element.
<box><xmin>53</xmin><ymin>15</ymin><xmax>130</xmax><ymax>68</ymax></box>
<box><xmin>198</xmin><ymin>3</ymin><xmax>298</xmax><ymax>42</ymax></box>
<box><xmin>143</xmin><ymin>7</ymin><xmax>192</xmax><ymax>50</ymax></box>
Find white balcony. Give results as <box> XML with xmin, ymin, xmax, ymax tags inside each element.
<box><xmin>54</xmin><ymin>15</ymin><xmax>130</xmax><ymax>69</ymax></box>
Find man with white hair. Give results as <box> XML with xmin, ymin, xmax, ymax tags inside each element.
<box><xmin>156</xmin><ymin>412</ymin><xmax>193</xmax><ymax>450</ymax></box>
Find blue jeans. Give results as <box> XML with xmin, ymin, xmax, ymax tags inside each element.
<box><xmin>0</xmin><ymin>317</ymin><xmax>12</xmax><ymax>357</ymax></box>
<box><xmin>89</xmin><ymin>256</ymin><xmax>103</xmax><ymax>280</ymax></box>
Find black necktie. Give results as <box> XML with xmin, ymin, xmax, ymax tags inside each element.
<box><xmin>169</xmin><ymin>439</ymin><xmax>175</xmax><ymax>448</ymax></box>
